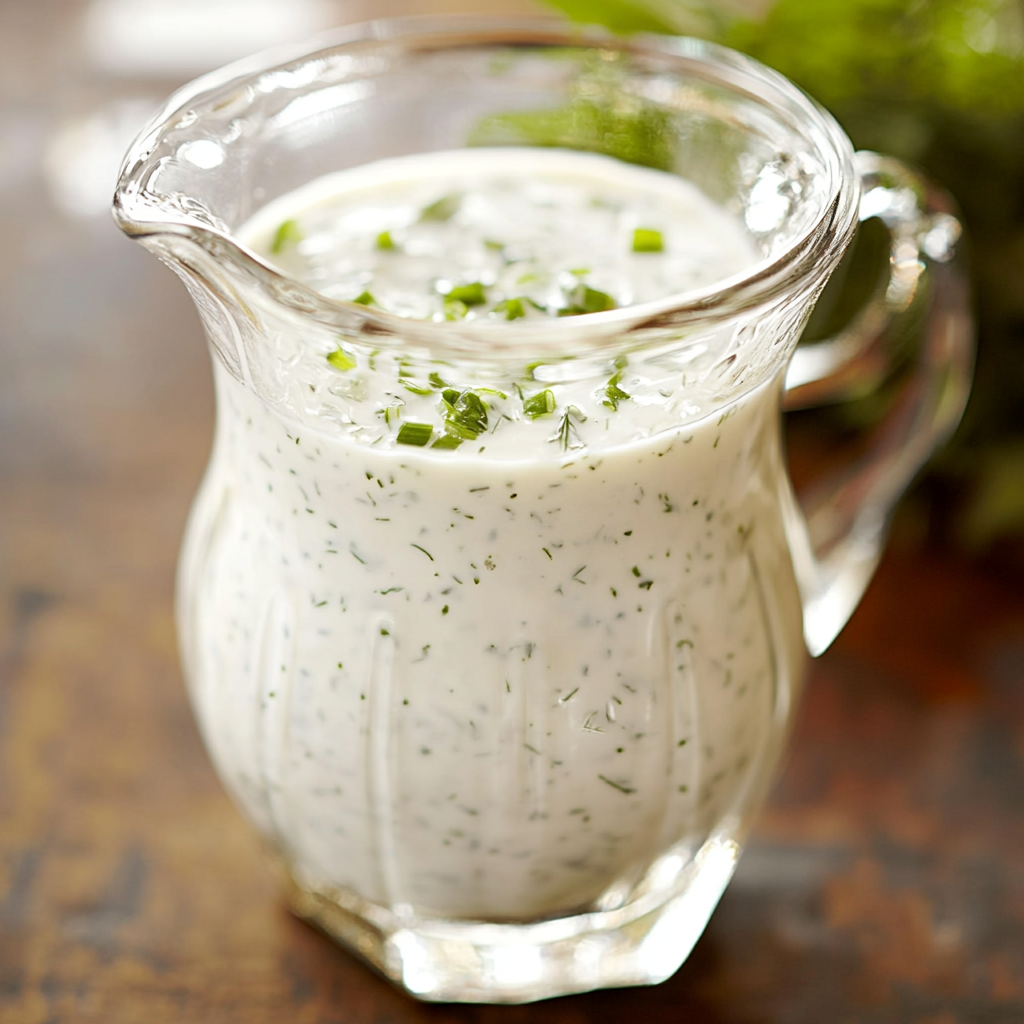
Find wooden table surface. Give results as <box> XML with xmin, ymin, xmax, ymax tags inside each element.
<box><xmin>2</xmin><ymin>2</ymin><xmax>1024</xmax><ymax>1021</ymax></box>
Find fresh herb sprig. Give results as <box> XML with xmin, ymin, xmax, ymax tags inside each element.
<box><xmin>552</xmin><ymin>405</ymin><xmax>587</xmax><ymax>451</ymax></box>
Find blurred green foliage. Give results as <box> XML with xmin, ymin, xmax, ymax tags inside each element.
<box><xmin>469</xmin><ymin>72</ymin><xmax>677</xmax><ymax>170</ymax></box>
<box><xmin>541</xmin><ymin>0</ymin><xmax>1024</xmax><ymax>550</ymax></box>
<box><xmin>727</xmin><ymin>0</ymin><xmax>1024</xmax><ymax>117</ymax></box>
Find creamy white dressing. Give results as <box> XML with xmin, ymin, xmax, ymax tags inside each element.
<box><xmin>179</xmin><ymin>148</ymin><xmax>807</xmax><ymax>922</ymax></box>
<box><xmin>246</xmin><ymin>148</ymin><xmax>759</xmax><ymax>322</ymax></box>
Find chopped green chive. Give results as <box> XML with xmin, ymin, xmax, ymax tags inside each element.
<box><xmin>270</xmin><ymin>218</ymin><xmax>303</xmax><ymax>254</ymax></box>
<box><xmin>492</xmin><ymin>297</ymin><xmax>526</xmax><ymax>320</ymax></box>
<box><xmin>419</xmin><ymin>193</ymin><xmax>462</xmax><ymax>222</ymax></box>
<box><xmin>396</xmin><ymin>422</ymin><xmax>433</xmax><ymax>447</ymax></box>
<box><xmin>432</xmin><ymin>433</ymin><xmax>463</xmax><ymax>450</ymax></box>
<box><xmin>376</xmin><ymin>230</ymin><xmax>396</xmax><ymax>250</ymax></box>
<box><xmin>443</xmin><ymin>299</ymin><xmax>469</xmax><ymax>320</ymax></box>
<box><xmin>351</xmin><ymin>290</ymin><xmax>376</xmax><ymax>306</ymax></box>
<box><xmin>326</xmin><ymin>347</ymin><xmax>356</xmax><ymax>371</ymax></box>
<box><xmin>445</xmin><ymin>282</ymin><xmax>487</xmax><ymax>306</ymax></box>
<box><xmin>441</xmin><ymin>388</ymin><xmax>488</xmax><ymax>439</ymax></box>
<box><xmin>632</xmin><ymin>227</ymin><xmax>664</xmax><ymax>253</ymax></box>
<box><xmin>560</xmin><ymin>283</ymin><xmax>617</xmax><ymax>316</ymax></box>
<box><xmin>523</xmin><ymin>389</ymin><xmax>556</xmax><ymax>419</ymax></box>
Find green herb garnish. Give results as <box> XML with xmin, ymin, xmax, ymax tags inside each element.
<box><xmin>445</xmin><ymin>282</ymin><xmax>488</xmax><ymax>306</ymax></box>
<box><xmin>523</xmin><ymin>389</ymin><xmax>556</xmax><ymax>419</ymax></box>
<box><xmin>560</xmin><ymin>283</ymin><xmax>617</xmax><ymax>316</ymax></box>
<box><xmin>376</xmin><ymin>230</ymin><xmax>396</xmax><ymax>250</ymax></box>
<box><xmin>552</xmin><ymin>404</ymin><xmax>586</xmax><ymax>450</ymax></box>
<box><xmin>441</xmin><ymin>388</ymin><xmax>489</xmax><ymax>439</ymax></box>
<box><xmin>419</xmin><ymin>193</ymin><xmax>462</xmax><ymax>222</ymax></box>
<box><xmin>270</xmin><ymin>218</ymin><xmax>303</xmax><ymax>254</ymax></box>
<box><xmin>492</xmin><ymin>297</ymin><xmax>528</xmax><ymax>320</ymax></box>
<box><xmin>597</xmin><ymin>773</ymin><xmax>636</xmax><ymax>795</ymax></box>
<box><xmin>443</xmin><ymin>299</ymin><xmax>469</xmax><ymax>320</ymax></box>
<box><xmin>602</xmin><ymin>368</ymin><xmax>631</xmax><ymax>410</ymax></box>
<box><xmin>632</xmin><ymin>227</ymin><xmax>664</xmax><ymax>253</ymax></box>
<box><xmin>396</xmin><ymin>422</ymin><xmax>433</xmax><ymax>446</ymax></box>
<box><xmin>351</xmin><ymin>290</ymin><xmax>376</xmax><ymax>306</ymax></box>
<box><xmin>326</xmin><ymin>347</ymin><xmax>356</xmax><ymax>371</ymax></box>
<box><xmin>432</xmin><ymin>433</ymin><xmax>464</xmax><ymax>450</ymax></box>
<box><xmin>399</xmin><ymin>378</ymin><xmax>433</xmax><ymax>396</ymax></box>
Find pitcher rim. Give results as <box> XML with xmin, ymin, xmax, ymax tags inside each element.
<box><xmin>112</xmin><ymin>14</ymin><xmax>860</xmax><ymax>359</ymax></box>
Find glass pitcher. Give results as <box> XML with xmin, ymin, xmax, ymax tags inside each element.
<box><xmin>113</xmin><ymin>16</ymin><xmax>973</xmax><ymax>1004</ymax></box>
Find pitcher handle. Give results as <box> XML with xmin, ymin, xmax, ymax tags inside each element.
<box><xmin>783</xmin><ymin>151</ymin><xmax>974</xmax><ymax>656</ymax></box>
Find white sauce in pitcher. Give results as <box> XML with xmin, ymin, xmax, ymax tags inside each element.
<box><xmin>179</xmin><ymin>149</ymin><xmax>806</xmax><ymax>921</ymax></box>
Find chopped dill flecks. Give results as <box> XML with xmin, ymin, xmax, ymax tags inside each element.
<box><xmin>551</xmin><ymin>405</ymin><xmax>586</xmax><ymax>451</ymax></box>
<box><xmin>598</xmin><ymin>774</ymin><xmax>636</xmax><ymax>794</ymax></box>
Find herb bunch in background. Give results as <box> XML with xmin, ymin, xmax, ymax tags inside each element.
<box><xmin>540</xmin><ymin>0</ymin><xmax>1024</xmax><ymax>553</ymax></box>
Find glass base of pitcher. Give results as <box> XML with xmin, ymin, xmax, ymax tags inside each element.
<box><xmin>273</xmin><ymin>834</ymin><xmax>742</xmax><ymax>1004</ymax></box>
